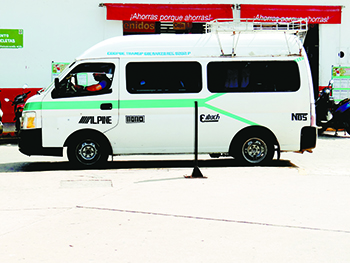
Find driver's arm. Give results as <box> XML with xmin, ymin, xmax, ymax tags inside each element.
<box><xmin>86</xmin><ymin>80</ymin><xmax>107</xmax><ymax>92</ymax></box>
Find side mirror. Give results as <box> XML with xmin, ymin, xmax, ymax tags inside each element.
<box><xmin>54</xmin><ymin>77</ymin><xmax>59</xmax><ymax>89</ymax></box>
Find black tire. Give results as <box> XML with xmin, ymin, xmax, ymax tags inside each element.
<box><xmin>67</xmin><ymin>136</ymin><xmax>108</xmax><ymax>167</ymax></box>
<box><xmin>234</xmin><ymin>135</ymin><xmax>274</xmax><ymax>165</ymax></box>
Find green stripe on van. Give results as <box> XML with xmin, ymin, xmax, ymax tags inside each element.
<box><xmin>204</xmin><ymin>104</ymin><xmax>258</xmax><ymax>126</ymax></box>
<box><xmin>24</xmin><ymin>102</ymin><xmax>42</xmax><ymax>111</ymax></box>
<box><xmin>40</xmin><ymin>101</ymin><xmax>119</xmax><ymax>110</ymax></box>
<box><xmin>24</xmin><ymin>93</ymin><xmax>258</xmax><ymax>125</ymax></box>
<box><xmin>24</xmin><ymin>101</ymin><xmax>118</xmax><ymax>110</ymax></box>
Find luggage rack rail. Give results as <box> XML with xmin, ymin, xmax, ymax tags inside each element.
<box><xmin>205</xmin><ymin>18</ymin><xmax>308</xmax><ymax>57</ymax></box>
<box><xmin>205</xmin><ymin>18</ymin><xmax>308</xmax><ymax>35</ymax></box>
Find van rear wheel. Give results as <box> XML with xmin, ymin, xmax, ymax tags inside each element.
<box><xmin>67</xmin><ymin>136</ymin><xmax>108</xmax><ymax>167</ymax></box>
<box><xmin>234</xmin><ymin>135</ymin><xmax>274</xmax><ymax>165</ymax></box>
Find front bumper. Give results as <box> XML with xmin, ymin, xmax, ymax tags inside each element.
<box><xmin>19</xmin><ymin>129</ymin><xmax>63</xmax><ymax>156</ymax></box>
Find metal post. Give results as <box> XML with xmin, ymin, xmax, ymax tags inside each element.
<box><xmin>194</xmin><ymin>101</ymin><xmax>198</xmax><ymax>166</ymax></box>
<box><xmin>185</xmin><ymin>101</ymin><xmax>206</xmax><ymax>178</ymax></box>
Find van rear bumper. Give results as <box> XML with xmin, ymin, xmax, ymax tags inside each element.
<box><xmin>300</xmin><ymin>126</ymin><xmax>317</xmax><ymax>151</ymax></box>
<box><xmin>19</xmin><ymin>129</ymin><xmax>63</xmax><ymax>157</ymax></box>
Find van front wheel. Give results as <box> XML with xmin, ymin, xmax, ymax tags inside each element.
<box><xmin>67</xmin><ymin>137</ymin><xmax>108</xmax><ymax>167</ymax></box>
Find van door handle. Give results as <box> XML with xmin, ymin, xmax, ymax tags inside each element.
<box><xmin>100</xmin><ymin>103</ymin><xmax>112</xmax><ymax>110</ymax></box>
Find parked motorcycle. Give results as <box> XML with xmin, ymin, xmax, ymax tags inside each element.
<box><xmin>5</xmin><ymin>89</ymin><xmax>31</xmax><ymax>134</ymax></box>
<box><xmin>316</xmin><ymin>81</ymin><xmax>350</xmax><ymax>135</ymax></box>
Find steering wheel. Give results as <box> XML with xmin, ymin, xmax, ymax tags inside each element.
<box><xmin>66</xmin><ymin>76</ymin><xmax>77</xmax><ymax>93</ymax></box>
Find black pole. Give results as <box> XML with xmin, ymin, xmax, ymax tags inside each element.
<box><xmin>194</xmin><ymin>101</ymin><xmax>198</xmax><ymax>166</ymax></box>
<box><xmin>185</xmin><ymin>101</ymin><xmax>205</xmax><ymax>178</ymax></box>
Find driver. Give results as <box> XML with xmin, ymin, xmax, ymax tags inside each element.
<box><xmin>75</xmin><ymin>73</ymin><xmax>111</xmax><ymax>92</ymax></box>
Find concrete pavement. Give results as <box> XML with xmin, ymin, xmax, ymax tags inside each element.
<box><xmin>0</xmin><ymin>132</ymin><xmax>350</xmax><ymax>262</ymax></box>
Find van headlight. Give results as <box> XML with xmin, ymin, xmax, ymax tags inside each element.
<box><xmin>22</xmin><ymin>111</ymin><xmax>36</xmax><ymax>129</ymax></box>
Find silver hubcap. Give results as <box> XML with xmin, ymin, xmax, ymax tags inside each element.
<box><xmin>79</xmin><ymin>142</ymin><xmax>98</xmax><ymax>161</ymax></box>
<box><xmin>242</xmin><ymin>138</ymin><xmax>267</xmax><ymax>163</ymax></box>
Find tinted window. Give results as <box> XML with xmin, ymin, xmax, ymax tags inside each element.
<box><xmin>126</xmin><ymin>62</ymin><xmax>202</xmax><ymax>93</ymax></box>
<box><xmin>52</xmin><ymin>63</ymin><xmax>115</xmax><ymax>99</ymax></box>
<box><xmin>207</xmin><ymin>61</ymin><xmax>300</xmax><ymax>92</ymax></box>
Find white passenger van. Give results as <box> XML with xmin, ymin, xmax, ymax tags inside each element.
<box><xmin>19</xmin><ymin>19</ymin><xmax>317</xmax><ymax>166</ymax></box>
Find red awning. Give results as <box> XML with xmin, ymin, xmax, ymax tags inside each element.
<box><xmin>241</xmin><ymin>4</ymin><xmax>342</xmax><ymax>24</ymax></box>
<box><xmin>104</xmin><ymin>3</ymin><xmax>233</xmax><ymax>22</ymax></box>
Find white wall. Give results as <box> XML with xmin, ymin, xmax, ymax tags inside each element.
<box><xmin>319</xmin><ymin>5</ymin><xmax>350</xmax><ymax>86</ymax></box>
<box><xmin>0</xmin><ymin>0</ymin><xmax>121</xmax><ymax>88</ymax></box>
<box><xmin>319</xmin><ymin>24</ymin><xmax>340</xmax><ymax>86</ymax></box>
<box><xmin>1</xmin><ymin>0</ymin><xmax>349</xmax><ymax>88</ymax></box>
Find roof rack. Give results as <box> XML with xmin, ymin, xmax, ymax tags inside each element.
<box><xmin>206</xmin><ymin>18</ymin><xmax>307</xmax><ymax>35</ymax></box>
<box><xmin>205</xmin><ymin>18</ymin><xmax>308</xmax><ymax>57</ymax></box>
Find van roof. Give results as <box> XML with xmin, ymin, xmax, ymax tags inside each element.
<box><xmin>77</xmin><ymin>33</ymin><xmax>303</xmax><ymax>60</ymax></box>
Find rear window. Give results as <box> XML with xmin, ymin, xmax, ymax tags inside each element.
<box><xmin>126</xmin><ymin>62</ymin><xmax>202</xmax><ymax>94</ymax></box>
<box><xmin>207</xmin><ymin>61</ymin><xmax>300</xmax><ymax>93</ymax></box>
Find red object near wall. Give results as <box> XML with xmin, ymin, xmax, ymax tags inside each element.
<box><xmin>240</xmin><ymin>4</ymin><xmax>342</xmax><ymax>24</ymax></box>
<box><xmin>104</xmin><ymin>3</ymin><xmax>233</xmax><ymax>22</ymax></box>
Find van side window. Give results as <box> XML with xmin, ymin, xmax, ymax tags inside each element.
<box><xmin>126</xmin><ymin>62</ymin><xmax>202</xmax><ymax>94</ymax></box>
<box><xmin>52</xmin><ymin>63</ymin><xmax>115</xmax><ymax>99</ymax></box>
<box><xmin>207</xmin><ymin>61</ymin><xmax>300</xmax><ymax>93</ymax></box>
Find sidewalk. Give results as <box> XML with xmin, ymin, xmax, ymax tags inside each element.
<box><xmin>0</xmin><ymin>136</ymin><xmax>350</xmax><ymax>262</ymax></box>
